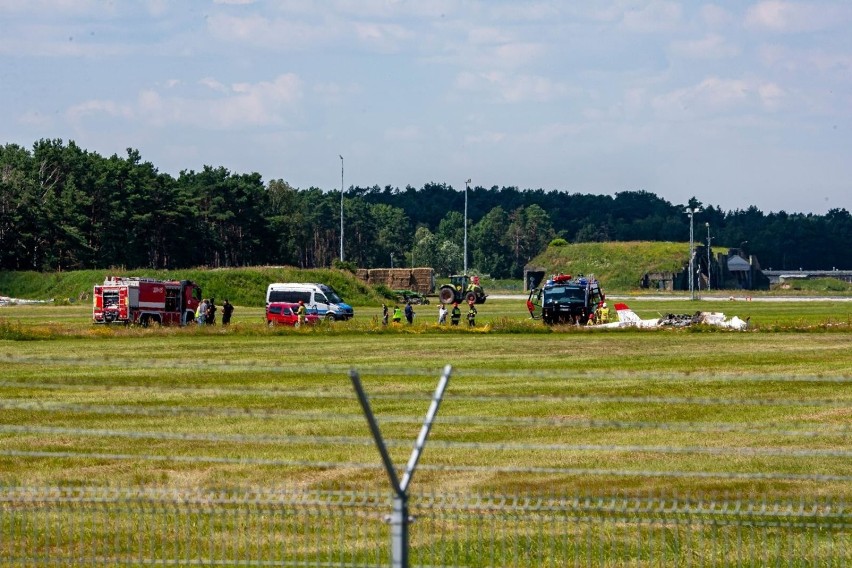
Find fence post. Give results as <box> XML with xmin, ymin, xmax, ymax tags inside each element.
<box><xmin>350</xmin><ymin>364</ymin><xmax>452</xmax><ymax>568</ymax></box>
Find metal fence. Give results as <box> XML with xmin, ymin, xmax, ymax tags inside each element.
<box><xmin>1</xmin><ymin>486</ymin><xmax>848</xmax><ymax>566</ymax></box>
<box><xmin>1</xmin><ymin>360</ymin><xmax>850</xmax><ymax>566</ymax></box>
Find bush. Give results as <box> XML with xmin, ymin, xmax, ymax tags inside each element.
<box><xmin>549</xmin><ymin>238</ymin><xmax>569</xmax><ymax>247</ymax></box>
<box><xmin>373</xmin><ymin>284</ymin><xmax>396</xmax><ymax>300</ymax></box>
<box><xmin>331</xmin><ymin>259</ymin><xmax>358</xmax><ymax>273</ymax></box>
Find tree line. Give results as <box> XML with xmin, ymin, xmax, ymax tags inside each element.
<box><xmin>1</xmin><ymin>140</ymin><xmax>850</xmax><ymax>278</ymax></box>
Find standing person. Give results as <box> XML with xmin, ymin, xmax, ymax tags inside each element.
<box><xmin>381</xmin><ymin>303</ymin><xmax>389</xmax><ymax>326</ymax></box>
<box><xmin>392</xmin><ymin>305</ymin><xmax>403</xmax><ymax>324</ymax></box>
<box><xmin>467</xmin><ymin>302</ymin><xmax>478</xmax><ymax>327</ymax></box>
<box><xmin>221</xmin><ymin>299</ymin><xmax>234</xmax><ymax>325</ymax></box>
<box><xmin>597</xmin><ymin>301</ymin><xmax>609</xmax><ymax>324</ymax></box>
<box><xmin>404</xmin><ymin>301</ymin><xmax>414</xmax><ymax>324</ymax></box>
<box><xmin>296</xmin><ymin>300</ymin><xmax>306</xmax><ymax>326</ymax></box>
<box><xmin>450</xmin><ymin>302</ymin><xmax>461</xmax><ymax>326</ymax></box>
<box><xmin>438</xmin><ymin>303</ymin><xmax>447</xmax><ymax>324</ymax></box>
<box><xmin>196</xmin><ymin>299</ymin><xmax>208</xmax><ymax>325</ymax></box>
<box><xmin>206</xmin><ymin>297</ymin><xmax>217</xmax><ymax>325</ymax></box>
<box><xmin>526</xmin><ymin>299</ymin><xmax>537</xmax><ymax>319</ymax></box>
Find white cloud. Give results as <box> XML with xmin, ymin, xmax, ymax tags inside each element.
<box><xmin>199</xmin><ymin>78</ymin><xmax>229</xmax><ymax>93</ymax></box>
<box><xmin>66</xmin><ymin>99</ymin><xmax>134</xmax><ymax>122</ymax></box>
<box><xmin>455</xmin><ymin>71</ymin><xmax>572</xmax><ymax>103</ymax></box>
<box><xmin>652</xmin><ymin>76</ymin><xmax>786</xmax><ymax>117</ymax></box>
<box><xmin>0</xmin><ymin>0</ymin><xmax>105</xmax><ymax>15</ymax></box>
<box><xmin>745</xmin><ymin>1</ymin><xmax>851</xmax><ymax>33</ymax></box>
<box><xmin>759</xmin><ymin>44</ymin><xmax>852</xmax><ymax>75</ymax></box>
<box><xmin>700</xmin><ymin>4</ymin><xmax>735</xmax><ymax>28</ymax></box>
<box><xmin>468</xmin><ymin>27</ymin><xmax>513</xmax><ymax>46</ymax></box>
<box><xmin>206</xmin><ymin>13</ymin><xmax>331</xmax><ymax>50</ymax></box>
<box><xmin>670</xmin><ymin>34</ymin><xmax>740</xmax><ymax>59</ymax></box>
<box><xmin>620</xmin><ymin>1</ymin><xmax>683</xmax><ymax>32</ymax></box>
<box><xmin>70</xmin><ymin>74</ymin><xmax>304</xmax><ymax>130</ymax></box>
<box><xmin>354</xmin><ymin>22</ymin><xmax>412</xmax><ymax>52</ymax></box>
<box><xmin>758</xmin><ymin>82</ymin><xmax>785</xmax><ymax>110</ymax></box>
<box><xmin>652</xmin><ymin>77</ymin><xmax>750</xmax><ymax>117</ymax></box>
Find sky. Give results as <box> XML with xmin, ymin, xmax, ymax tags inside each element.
<box><xmin>1</xmin><ymin>1</ymin><xmax>850</xmax><ymax>215</ymax></box>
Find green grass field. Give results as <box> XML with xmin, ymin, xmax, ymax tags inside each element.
<box><xmin>1</xmin><ymin>298</ymin><xmax>850</xmax><ymax>565</ymax></box>
<box><xmin>2</xmin><ymin>298</ymin><xmax>850</xmax><ymax>499</ymax></box>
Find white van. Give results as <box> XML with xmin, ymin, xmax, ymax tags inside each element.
<box><xmin>265</xmin><ymin>283</ymin><xmax>354</xmax><ymax>321</ymax></box>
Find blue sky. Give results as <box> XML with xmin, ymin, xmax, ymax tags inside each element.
<box><xmin>1</xmin><ymin>0</ymin><xmax>850</xmax><ymax>214</ymax></box>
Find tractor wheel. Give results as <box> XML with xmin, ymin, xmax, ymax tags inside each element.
<box><xmin>465</xmin><ymin>291</ymin><xmax>477</xmax><ymax>305</ymax></box>
<box><xmin>438</xmin><ymin>286</ymin><xmax>456</xmax><ymax>305</ymax></box>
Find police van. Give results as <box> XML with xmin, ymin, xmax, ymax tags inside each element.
<box><xmin>265</xmin><ymin>283</ymin><xmax>354</xmax><ymax>321</ymax></box>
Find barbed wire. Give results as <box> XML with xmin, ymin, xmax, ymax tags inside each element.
<box><xmin>1</xmin><ymin>485</ymin><xmax>846</xmax><ymax>518</ymax></box>
<box><xmin>2</xmin><ymin>425</ymin><xmax>849</xmax><ymax>459</ymax></box>
<box><xmin>4</xmin><ymin>450</ymin><xmax>850</xmax><ymax>483</ymax></box>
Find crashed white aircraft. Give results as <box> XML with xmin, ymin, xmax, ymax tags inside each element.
<box><xmin>597</xmin><ymin>303</ymin><xmax>749</xmax><ymax>330</ymax></box>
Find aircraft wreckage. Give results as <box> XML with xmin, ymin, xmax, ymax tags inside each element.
<box><xmin>526</xmin><ymin>274</ymin><xmax>749</xmax><ymax>330</ymax></box>
<box><xmin>597</xmin><ymin>303</ymin><xmax>749</xmax><ymax>330</ymax></box>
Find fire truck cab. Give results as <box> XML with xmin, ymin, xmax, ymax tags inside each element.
<box><xmin>93</xmin><ymin>276</ymin><xmax>202</xmax><ymax>326</ymax></box>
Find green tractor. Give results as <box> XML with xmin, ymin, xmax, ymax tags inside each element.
<box><xmin>438</xmin><ymin>275</ymin><xmax>487</xmax><ymax>305</ymax></box>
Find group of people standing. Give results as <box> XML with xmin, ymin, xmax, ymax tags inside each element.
<box><xmin>382</xmin><ymin>301</ymin><xmax>416</xmax><ymax>325</ymax></box>
<box><xmin>195</xmin><ymin>297</ymin><xmax>234</xmax><ymax>325</ymax></box>
<box><xmin>381</xmin><ymin>300</ymin><xmax>478</xmax><ymax>327</ymax></box>
<box><xmin>440</xmin><ymin>301</ymin><xmax>477</xmax><ymax>326</ymax></box>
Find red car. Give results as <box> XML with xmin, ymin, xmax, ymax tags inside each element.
<box><xmin>265</xmin><ymin>302</ymin><xmax>320</xmax><ymax>327</ymax></box>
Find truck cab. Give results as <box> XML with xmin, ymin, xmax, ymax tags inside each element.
<box><xmin>529</xmin><ymin>274</ymin><xmax>603</xmax><ymax>325</ymax></box>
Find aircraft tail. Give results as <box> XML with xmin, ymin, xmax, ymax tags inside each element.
<box><xmin>613</xmin><ymin>303</ymin><xmax>642</xmax><ymax>324</ymax></box>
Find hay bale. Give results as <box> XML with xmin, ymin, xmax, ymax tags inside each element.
<box><xmin>411</xmin><ymin>268</ymin><xmax>435</xmax><ymax>293</ymax></box>
<box><xmin>369</xmin><ymin>269</ymin><xmax>391</xmax><ymax>282</ymax></box>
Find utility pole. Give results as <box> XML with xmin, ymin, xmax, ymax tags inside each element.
<box><xmin>706</xmin><ymin>222</ymin><xmax>712</xmax><ymax>292</ymax></box>
<box><xmin>339</xmin><ymin>155</ymin><xmax>344</xmax><ymax>262</ymax></box>
<box><xmin>684</xmin><ymin>206</ymin><xmax>701</xmax><ymax>300</ymax></box>
<box><xmin>464</xmin><ymin>179</ymin><xmax>471</xmax><ymax>275</ymax></box>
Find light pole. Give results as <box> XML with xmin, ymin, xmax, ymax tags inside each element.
<box><xmin>705</xmin><ymin>222</ymin><xmax>712</xmax><ymax>292</ymax></box>
<box><xmin>339</xmin><ymin>155</ymin><xmax>344</xmax><ymax>262</ymax></box>
<box><xmin>464</xmin><ymin>179</ymin><xmax>471</xmax><ymax>275</ymax></box>
<box><xmin>684</xmin><ymin>206</ymin><xmax>701</xmax><ymax>300</ymax></box>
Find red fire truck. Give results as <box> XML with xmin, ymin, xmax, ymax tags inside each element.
<box><xmin>93</xmin><ymin>276</ymin><xmax>202</xmax><ymax>326</ymax></box>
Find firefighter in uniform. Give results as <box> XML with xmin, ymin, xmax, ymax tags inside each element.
<box><xmin>296</xmin><ymin>300</ymin><xmax>306</xmax><ymax>326</ymax></box>
<box><xmin>596</xmin><ymin>302</ymin><xmax>609</xmax><ymax>324</ymax></box>
<box><xmin>450</xmin><ymin>302</ymin><xmax>461</xmax><ymax>326</ymax></box>
<box><xmin>467</xmin><ymin>302</ymin><xmax>477</xmax><ymax>327</ymax></box>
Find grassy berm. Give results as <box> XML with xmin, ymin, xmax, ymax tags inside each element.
<box><xmin>529</xmin><ymin>241</ymin><xmax>689</xmax><ymax>289</ymax></box>
<box><xmin>0</xmin><ymin>266</ymin><xmax>384</xmax><ymax>307</ymax></box>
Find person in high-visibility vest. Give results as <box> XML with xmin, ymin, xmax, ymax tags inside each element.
<box><xmin>296</xmin><ymin>300</ymin><xmax>306</xmax><ymax>326</ymax></box>
<box><xmin>597</xmin><ymin>302</ymin><xmax>609</xmax><ymax>324</ymax></box>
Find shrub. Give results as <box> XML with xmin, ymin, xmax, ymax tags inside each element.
<box><xmin>549</xmin><ymin>238</ymin><xmax>569</xmax><ymax>247</ymax></box>
<box><xmin>331</xmin><ymin>259</ymin><xmax>358</xmax><ymax>273</ymax></box>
